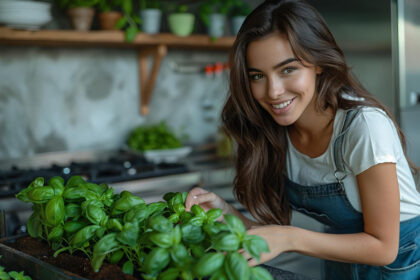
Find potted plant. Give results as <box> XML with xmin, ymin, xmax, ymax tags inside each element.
<box><xmin>9</xmin><ymin>176</ymin><xmax>274</xmax><ymax>279</ymax></box>
<box><xmin>199</xmin><ymin>0</ymin><xmax>235</xmax><ymax>38</ymax></box>
<box><xmin>167</xmin><ymin>4</ymin><xmax>195</xmax><ymax>37</ymax></box>
<box><xmin>229</xmin><ymin>0</ymin><xmax>251</xmax><ymax>35</ymax></box>
<box><xmin>139</xmin><ymin>0</ymin><xmax>162</xmax><ymax>34</ymax></box>
<box><xmin>113</xmin><ymin>0</ymin><xmax>141</xmax><ymax>42</ymax></box>
<box><xmin>97</xmin><ymin>0</ymin><xmax>123</xmax><ymax>30</ymax></box>
<box><xmin>56</xmin><ymin>0</ymin><xmax>99</xmax><ymax>31</ymax></box>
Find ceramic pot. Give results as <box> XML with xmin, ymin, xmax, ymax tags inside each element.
<box><xmin>68</xmin><ymin>7</ymin><xmax>95</xmax><ymax>31</ymax></box>
<box><xmin>98</xmin><ymin>11</ymin><xmax>122</xmax><ymax>30</ymax></box>
<box><xmin>167</xmin><ymin>13</ymin><xmax>195</xmax><ymax>37</ymax></box>
<box><xmin>140</xmin><ymin>9</ymin><xmax>162</xmax><ymax>34</ymax></box>
<box><xmin>208</xmin><ymin>13</ymin><xmax>226</xmax><ymax>38</ymax></box>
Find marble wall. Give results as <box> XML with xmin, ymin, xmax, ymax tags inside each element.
<box><xmin>0</xmin><ymin>47</ymin><xmax>229</xmax><ymax>158</ymax></box>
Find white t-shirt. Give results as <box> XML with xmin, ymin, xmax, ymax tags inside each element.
<box><xmin>286</xmin><ymin>106</ymin><xmax>420</xmax><ymax>221</ymax></box>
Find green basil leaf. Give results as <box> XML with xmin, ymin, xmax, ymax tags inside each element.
<box><xmin>206</xmin><ymin>208</ymin><xmax>223</xmax><ymax>222</ymax></box>
<box><xmin>182</xmin><ymin>192</ymin><xmax>188</xmax><ymax>203</ymax></box>
<box><xmin>123</xmin><ymin>204</ymin><xmax>148</xmax><ymax>223</ymax></box>
<box><xmin>179</xmin><ymin>211</ymin><xmax>193</xmax><ymax>224</ymax></box>
<box><xmin>212</xmin><ymin>233</ymin><xmax>240</xmax><ymax>251</ymax></box>
<box><xmin>149</xmin><ymin>215</ymin><xmax>172</xmax><ymax>233</ymax></box>
<box><xmin>82</xmin><ymin>200</ymin><xmax>107</xmax><ymax>225</ymax></box>
<box><xmin>70</xmin><ymin>225</ymin><xmax>101</xmax><ymax>247</ymax></box>
<box><xmin>150</xmin><ymin>232</ymin><xmax>173</xmax><ymax>248</ymax></box>
<box><xmin>181</xmin><ymin>224</ymin><xmax>205</xmax><ymax>244</ymax></box>
<box><xmin>188</xmin><ymin>216</ymin><xmax>204</xmax><ymax>227</ymax></box>
<box><xmin>163</xmin><ymin>192</ymin><xmax>176</xmax><ymax>202</ymax></box>
<box><xmin>65</xmin><ymin>203</ymin><xmax>82</xmax><ymax>219</ymax></box>
<box><xmin>117</xmin><ymin>222</ymin><xmax>139</xmax><ymax>247</ymax></box>
<box><xmin>64</xmin><ymin>220</ymin><xmax>88</xmax><ymax>234</ymax></box>
<box><xmin>189</xmin><ymin>243</ymin><xmax>205</xmax><ymax>259</ymax></box>
<box><xmin>223</xmin><ymin>214</ymin><xmax>246</xmax><ymax>239</ymax></box>
<box><xmin>143</xmin><ymin>247</ymin><xmax>170</xmax><ymax>274</ymax></box>
<box><xmin>91</xmin><ymin>254</ymin><xmax>106</xmax><ymax>273</ymax></box>
<box><xmin>28</xmin><ymin>186</ymin><xmax>54</xmax><ymax>204</ymax></box>
<box><xmin>63</xmin><ymin>186</ymin><xmax>87</xmax><ymax>202</ymax></box>
<box><xmin>106</xmin><ymin>218</ymin><xmax>123</xmax><ymax>232</ymax></box>
<box><xmin>172</xmin><ymin>224</ymin><xmax>181</xmax><ymax>244</ymax></box>
<box><xmin>250</xmin><ymin>266</ymin><xmax>273</xmax><ymax>280</ymax></box>
<box><xmin>122</xmin><ymin>260</ymin><xmax>134</xmax><ymax>275</ymax></box>
<box><xmin>173</xmin><ymin>203</ymin><xmax>185</xmax><ymax>214</ymax></box>
<box><xmin>147</xmin><ymin>201</ymin><xmax>168</xmax><ymax>217</ymax></box>
<box><xmin>94</xmin><ymin>233</ymin><xmax>120</xmax><ymax>255</ymax></box>
<box><xmin>45</xmin><ymin>196</ymin><xmax>65</xmax><ymax>226</ymax></box>
<box><xmin>65</xmin><ymin>175</ymin><xmax>86</xmax><ymax>188</ymax></box>
<box><xmin>108</xmin><ymin>249</ymin><xmax>124</xmax><ymax>264</ymax></box>
<box><xmin>47</xmin><ymin>225</ymin><xmax>63</xmax><ymax>241</ymax></box>
<box><xmin>209</xmin><ymin>270</ymin><xmax>228</xmax><ymax>280</ymax></box>
<box><xmin>242</xmin><ymin>235</ymin><xmax>270</xmax><ymax>262</ymax></box>
<box><xmin>224</xmin><ymin>252</ymin><xmax>250</xmax><ymax>280</ymax></box>
<box><xmin>26</xmin><ymin>212</ymin><xmax>42</xmax><ymax>238</ymax></box>
<box><xmin>168</xmin><ymin>213</ymin><xmax>179</xmax><ymax>224</ymax></box>
<box><xmin>158</xmin><ymin>267</ymin><xmax>179</xmax><ymax>280</ymax></box>
<box><xmin>48</xmin><ymin>176</ymin><xmax>65</xmax><ymax>196</ymax></box>
<box><xmin>111</xmin><ymin>191</ymin><xmax>145</xmax><ymax>216</ymax></box>
<box><xmin>191</xmin><ymin>204</ymin><xmax>206</xmax><ymax>218</ymax></box>
<box><xmin>194</xmin><ymin>252</ymin><xmax>225</xmax><ymax>278</ymax></box>
<box><xmin>169</xmin><ymin>243</ymin><xmax>189</xmax><ymax>265</ymax></box>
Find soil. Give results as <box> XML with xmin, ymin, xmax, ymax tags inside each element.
<box><xmin>6</xmin><ymin>236</ymin><xmax>139</xmax><ymax>280</ymax></box>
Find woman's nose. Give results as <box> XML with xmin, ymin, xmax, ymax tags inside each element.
<box><xmin>267</xmin><ymin>77</ymin><xmax>285</xmax><ymax>99</ymax></box>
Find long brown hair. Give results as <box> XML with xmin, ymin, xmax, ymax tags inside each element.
<box><xmin>222</xmin><ymin>0</ymin><xmax>418</xmax><ymax>225</ymax></box>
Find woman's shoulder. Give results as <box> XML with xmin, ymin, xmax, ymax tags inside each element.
<box><xmin>336</xmin><ymin>106</ymin><xmax>392</xmax><ymax>129</ymax></box>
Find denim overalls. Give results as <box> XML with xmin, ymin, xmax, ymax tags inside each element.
<box><xmin>286</xmin><ymin>109</ymin><xmax>420</xmax><ymax>279</ymax></box>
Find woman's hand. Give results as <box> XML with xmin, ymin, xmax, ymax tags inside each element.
<box><xmin>185</xmin><ymin>187</ymin><xmax>232</xmax><ymax>214</ymax></box>
<box><xmin>243</xmin><ymin>225</ymin><xmax>293</xmax><ymax>266</ymax></box>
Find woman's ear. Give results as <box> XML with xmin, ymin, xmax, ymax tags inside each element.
<box><xmin>315</xmin><ymin>66</ymin><xmax>323</xmax><ymax>74</ymax></box>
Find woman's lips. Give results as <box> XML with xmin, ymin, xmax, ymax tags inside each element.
<box><xmin>271</xmin><ymin>97</ymin><xmax>295</xmax><ymax>113</ymax></box>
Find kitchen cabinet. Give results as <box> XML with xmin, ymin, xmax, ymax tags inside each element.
<box><xmin>0</xmin><ymin>27</ymin><xmax>235</xmax><ymax>115</ymax></box>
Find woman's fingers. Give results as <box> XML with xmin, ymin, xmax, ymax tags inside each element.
<box><xmin>238</xmin><ymin>248</ymin><xmax>259</xmax><ymax>267</ymax></box>
<box><xmin>185</xmin><ymin>187</ymin><xmax>211</xmax><ymax>211</ymax></box>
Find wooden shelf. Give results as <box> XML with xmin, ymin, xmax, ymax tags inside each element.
<box><xmin>0</xmin><ymin>27</ymin><xmax>235</xmax><ymax>115</ymax></box>
<box><xmin>0</xmin><ymin>27</ymin><xmax>235</xmax><ymax>50</ymax></box>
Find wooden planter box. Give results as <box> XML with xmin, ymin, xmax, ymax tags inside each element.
<box><xmin>0</xmin><ymin>235</ymin><xmax>85</xmax><ymax>280</ymax></box>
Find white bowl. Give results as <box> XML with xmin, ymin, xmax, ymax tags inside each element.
<box><xmin>143</xmin><ymin>146</ymin><xmax>192</xmax><ymax>164</ymax></box>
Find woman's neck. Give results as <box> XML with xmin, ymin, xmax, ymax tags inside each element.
<box><xmin>287</xmin><ymin>106</ymin><xmax>336</xmax><ymax>158</ymax></box>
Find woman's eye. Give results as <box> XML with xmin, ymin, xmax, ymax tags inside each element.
<box><xmin>249</xmin><ymin>73</ymin><xmax>263</xmax><ymax>80</ymax></box>
<box><xmin>282</xmin><ymin>67</ymin><xmax>296</xmax><ymax>74</ymax></box>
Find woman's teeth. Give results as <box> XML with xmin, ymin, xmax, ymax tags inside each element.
<box><xmin>272</xmin><ymin>99</ymin><xmax>292</xmax><ymax>109</ymax></box>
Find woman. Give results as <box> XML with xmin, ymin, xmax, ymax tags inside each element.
<box><xmin>185</xmin><ymin>0</ymin><xmax>420</xmax><ymax>279</ymax></box>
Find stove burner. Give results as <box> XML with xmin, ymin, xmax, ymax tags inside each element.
<box><xmin>0</xmin><ymin>153</ymin><xmax>189</xmax><ymax>198</ymax></box>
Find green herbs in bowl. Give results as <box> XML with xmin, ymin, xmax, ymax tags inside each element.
<box><xmin>127</xmin><ymin>122</ymin><xmax>182</xmax><ymax>152</ymax></box>
<box><xmin>127</xmin><ymin>122</ymin><xmax>191</xmax><ymax>163</ymax></box>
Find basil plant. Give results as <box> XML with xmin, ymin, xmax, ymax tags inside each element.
<box><xmin>16</xmin><ymin>176</ymin><xmax>273</xmax><ymax>280</ymax></box>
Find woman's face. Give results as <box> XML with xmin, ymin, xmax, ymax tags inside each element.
<box><xmin>246</xmin><ymin>32</ymin><xmax>321</xmax><ymax>126</ymax></box>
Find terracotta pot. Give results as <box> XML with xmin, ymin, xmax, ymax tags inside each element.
<box><xmin>68</xmin><ymin>7</ymin><xmax>95</xmax><ymax>31</ymax></box>
<box><xmin>98</xmin><ymin>11</ymin><xmax>123</xmax><ymax>30</ymax></box>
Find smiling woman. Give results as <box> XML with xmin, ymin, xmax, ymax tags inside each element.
<box><xmin>246</xmin><ymin>33</ymin><xmax>322</xmax><ymax>127</ymax></box>
<box><xmin>184</xmin><ymin>0</ymin><xmax>420</xmax><ymax>279</ymax></box>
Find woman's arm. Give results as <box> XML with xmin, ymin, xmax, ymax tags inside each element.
<box><xmin>247</xmin><ymin>162</ymin><xmax>400</xmax><ymax>266</ymax></box>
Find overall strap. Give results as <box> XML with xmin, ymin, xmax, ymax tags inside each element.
<box><xmin>333</xmin><ymin>108</ymin><xmax>362</xmax><ymax>182</ymax></box>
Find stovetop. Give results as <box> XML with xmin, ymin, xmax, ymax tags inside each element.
<box><xmin>0</xmin><ymin>153</ymin><xmax>189</xmax><ymax>198</ymax></box>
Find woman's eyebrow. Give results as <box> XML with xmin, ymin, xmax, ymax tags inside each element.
<box><xmin>247</xmin><ymin>57</ymin><xmax>298</xmax><ymax>72</ymax></box>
